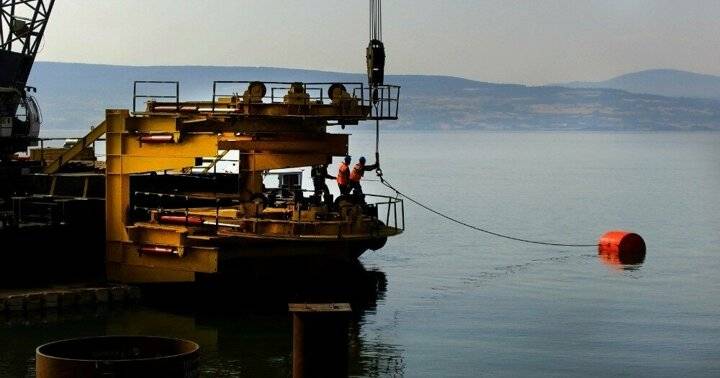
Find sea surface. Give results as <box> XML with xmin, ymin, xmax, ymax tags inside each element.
<box><xmin>2</xmin><ymin>131</ymin><xmax>719</xmax><ymax>377</ymax></box>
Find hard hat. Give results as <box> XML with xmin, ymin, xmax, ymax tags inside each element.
<box><xmin>344</xmin><ymin>156</ymin><xmax>351</xmax><ymax>163</ymax></box>
<box><xmin>359</xmin><ymin>156</ymin><xmax>366</xmax><ymax>163</ymax></box>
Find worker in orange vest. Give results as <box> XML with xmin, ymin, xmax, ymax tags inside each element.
<box><xmin>336</xmin><ymin>156</ymin><xmax>352</xmax><ymax>195</ymax></box>
<box><xmin>349</xmin><ymin>156</ymin><xmax>378</xmax><ymax>196</ymax></box>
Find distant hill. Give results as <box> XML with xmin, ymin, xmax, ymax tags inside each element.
<box><xmin>558</xmin><ymin>69</ymin><xmax>720</xmax><ymax>100</ymax></box>
<box><xmin>28</xmin><ymin>62</ymin><xmax>720</xmax><ymax>132</ymax></box>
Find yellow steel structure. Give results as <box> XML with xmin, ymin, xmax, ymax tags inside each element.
<box><xmin>42</xmin><ymin>121</ymin><xmax>106</xmax><ymax>174</ymax></box>
<box><xmin>104</xmin><ymin>82</ymin><xmax>401</xmax><ymax>283</ymax></box>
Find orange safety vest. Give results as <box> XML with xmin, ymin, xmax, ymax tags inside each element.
<box><xmin>350</xmin><ymin>163</ymin><xmax>364</xmax><ymax>182</ymax></box>
<box><xmin>337</xmin><ymin>162</ymin><xmax>350</xmax><ymax>185</ymax></box>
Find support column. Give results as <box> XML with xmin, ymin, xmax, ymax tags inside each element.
<box><xmin>289</xmin><ymin>303</ymin><xmax>352</xmax><ymax>378</ymax></box>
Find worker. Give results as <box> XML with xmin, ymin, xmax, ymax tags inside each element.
<box><xmin>349</xmin><ymin>156</ymin><xmax>378</xmax><ymax>196</ymax></box>
<box><xmin>311</xmin><ymin>164</ymin><xmax>335</xmax><ymax>199</ymax></box>
<box><xmin>337</xmin><ymin>156</ymin><xmax>352</xmax><ymax>195</ymax></box>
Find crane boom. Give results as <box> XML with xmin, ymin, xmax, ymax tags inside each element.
<box><xmin>0</xmin><ymin>0</ymin><xmax>55</xmax><ymax>159</ymax></box>
<box><xmin>0</xmin><ymin>0</ymin><xmax>54</xmax><ymax>87</ymax></box>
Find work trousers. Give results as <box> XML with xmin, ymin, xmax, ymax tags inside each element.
<box><xmin>349</xmin><ymin>181</ymin><xmax>363</xmax><ymax>195</ymax></box>
<box><xmin>313</xmin><ymin>179</ymin><xmax>330</xmax><ymax>196</ymax></box>
<box><xmin>338</xmin><ymin>183</ymin><xmax>350</xmax><ymax>195</ymax></box>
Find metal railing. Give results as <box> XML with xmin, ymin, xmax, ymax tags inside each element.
<box><xmin>131</xmin><ymin>190</ymin><xmax>404</xmax><ymax>233</ymax></box>
<box><xmin>11</xmin><ymin>197</ymin><xmax>61</xmax><ymax>226</ymax></box>
<box><xmin>211</xmin><ymin>80</ymin><xmax>400</xmax><ymax>119</ymax></box>
<box><xmin>18</xmin><ymin>135</ymin><xmax>104</xmax><ymax>167</ymax></box>
<box><xmin>132</xmin><ymin>81</ymin><xmax>179</xmax><ymax>113</ymax></box>
<box><xmin>211</xmin><ymin>80</ymin><xmax>366</xmax><ymax>109</ymax></box>
<box><xmin>356</xmin><ymin>85</ymin><xmax>401</xmax><ymax>119</ymax></box>
<box><xmin>130</xmin><ymin>80</ymin><xmax>400</xmax><ymax>120</ymax></box>
<box><xmin>364</xmin><ymin>193</ymin><xmax>404</xmax><ymax>232</ymax></box>
<box><xmin>132</xmin><ymin>191</ymin><xmax>230</xmax><ymax>228</ymax></box>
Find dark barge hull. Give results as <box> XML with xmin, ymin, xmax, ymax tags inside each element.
<box><xmin>0</xmin><ymin>171</ymin><xmax>106</xmax><ymax>287</ymax></box>
<box><xmin>3</xmin><ymin>172</ymin><xmax>395</xmax><ymax>285</ymax></box>
<box><xmin>0</xmin><ymin>221</ymin><xmax>105</xmax><ymax>287</ymax></box>
<box><xmin>216</xmin><ymin>235</ymin><xmax>388</xmax><ymax>261</ymax></box>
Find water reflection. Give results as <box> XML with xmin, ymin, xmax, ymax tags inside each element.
<box><xmin>141</xmin><ymin>258</ymin><xmax>405</xmax><ymax>376</ymax></box>
<box><xmin>1</xmin><ymin>259</ymin><xmax>404</xmax><ymax>377</ymax></box>
<box><xmin>599</xmin><ymin>251</ymin><xmax>646</xmax><ymax>271</ymax></box>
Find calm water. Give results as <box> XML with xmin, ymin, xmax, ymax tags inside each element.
<box><xmin>2</xmin><ymin>131</ymin><xmax>720</xmax><ymax>377</ymax></box>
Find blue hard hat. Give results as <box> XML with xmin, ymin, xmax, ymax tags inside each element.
<box><xmin>359</xmin><ymin>156</ymin><xmax>366</xmax><ymax>163</ymax></box>
<box><xmin>344</xmin><ymin>156</ymin><xmax>351</xmax><ymax>163</ymax></box>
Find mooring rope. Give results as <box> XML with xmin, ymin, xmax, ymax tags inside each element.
<box><xmin>368</xmin><ymin>93</ymin><xmax>594</xmax><ymax>248</ymax></box>
<box><xmin>377</xmin><ymin>176</ymin><xmax>598</xmax><ymax>248</ymax></box>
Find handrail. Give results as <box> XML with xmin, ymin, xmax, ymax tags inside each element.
<box><xmin>135</xmin><ymin>190</ymin><xmax>402</xmax><ymax>205</ymax></box>
<box><xmin>355</xmin><ymin>85</ymin><xmax>401</xmax><ymax>119</ymax></box>
<box><xmin>211</xmin><ymin>80</ymin><xmax>367</xmax><ymax>111</ymax></box>
<box><xmin>132</xmin><ymin>190</ymin><xmax>404</xmax><ymax>232</ymax></box>
<box><xmin>133</xmin><ymin>81</ymin><xmax>179</xmax><ymax>113</ymax></box>
<box><xmin>130</xmin><ymin>79</ymin><xmax>400</xmax><ymax>120</ymax></box>
<box><xmin>200</xmin><ymin>150</ymin><xmax>229</xmax><ymax>174</ymax></box>
<box><xmin>43</xmin><ymin>120</ymin><xmax>107</xmax><ymax>174</ymax></box>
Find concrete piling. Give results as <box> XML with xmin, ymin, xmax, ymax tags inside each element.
<box><xmin>289</xmin><ymin>303</ymin><xmax>352</xmax><ymax>378</ymax></box>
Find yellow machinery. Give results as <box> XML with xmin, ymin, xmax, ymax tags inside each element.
<box><xmin>0</xmin><ymin>0</ymin><xmax>402</xmax><ymax>285</ymax></box>
<box><xmin>105</xmin><ymin>81</ymin><xmax>402</xmax><ymax>283</ymax></box>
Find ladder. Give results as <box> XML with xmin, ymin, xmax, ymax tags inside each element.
<box><xmin>198</xmin><ymin>150</ymin><xmax>229</xmax><ymax>174</ymax></box>
<box><xmin>43</xmin><ymin>121</ymin><xmax>106</xmax><ymax>174</ymax></box>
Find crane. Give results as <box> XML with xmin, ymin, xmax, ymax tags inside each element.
<box><xmin>0</xmin><ymin>0</ymin><xmax>55</xmax><ymax>160</ymax></box>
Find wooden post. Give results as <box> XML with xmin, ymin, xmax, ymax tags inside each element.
<box><xmin>289</xmin><ymin>303</ymin><xmax>352</xmax><ymax>378</ymax></box>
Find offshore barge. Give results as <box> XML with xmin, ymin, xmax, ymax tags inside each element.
<box><xmin>103</xmin><ymin>79</ymin><xmax>402</xmax><ymax>283</ymax></box>
<box><xmin>1</xmin><ymin>0</ymin><xmax>404</xmax><ymax>284</ymax></box>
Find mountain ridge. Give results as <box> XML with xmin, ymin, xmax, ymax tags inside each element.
<box><xmin>556</xmin><ymin>69</ymin><xmax>720</xmax><ymax>100</ymax></box>
<box><xmin>28</xmin><ymin>62</ymin><xmax>720</xmax><ymax>132</ymax></box>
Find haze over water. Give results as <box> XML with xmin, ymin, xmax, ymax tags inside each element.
<box><xmin>2</xmin><ymin>131</ymin><xmax>719</xmax><ymax>377</ymax></box>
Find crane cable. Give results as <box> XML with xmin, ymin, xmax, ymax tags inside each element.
<box><xmin>372</xmin><ymin>126</ymin><xmax>597</xmax><ymax>248</ymax></box>
<box><xmin>366</xmin><ymin>0</ymin><xmax>594</xmax><ymax>248</ymax></box>
<box><xmin>370</xmin><ymin>0</ymin><xmax>382</xmax><ymax>41</ymax></box>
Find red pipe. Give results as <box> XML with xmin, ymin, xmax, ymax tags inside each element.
<box><xmin>138</xmin><ymin>245</ymin><xmax>178</xmax><ymax>256</ymax></box>
<box><xmin>159</xmin><ymin>215</ymin><xmax>204</xmax><ymax>226</ymax></box>
<box><xmin>139</xmin><ymin>134</ymin><xmax>174</xmax><ymax>143</ymax></box>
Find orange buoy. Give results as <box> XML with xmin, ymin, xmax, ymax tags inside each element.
<box><xmin>598</xmin><ymin>230</ymin><xmax>646</xmax><ymax>261</ymax></box>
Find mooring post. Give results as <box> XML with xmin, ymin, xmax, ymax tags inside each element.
<box><xmin>289</xmin><ymin>303</ymin><xmax>352</xmax><ymax>378</ymax></box>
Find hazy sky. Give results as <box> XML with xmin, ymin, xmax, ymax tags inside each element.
<box><xmin>36</xmin><ymin>0</ymin><xmax>720</xmax><ymax>85</ymax></box>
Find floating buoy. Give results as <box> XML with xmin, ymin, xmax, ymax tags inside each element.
<box><xmin>598</xmin><ymin>230</ymin><xmax>646</xmax><ymax>263</ymax></box>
